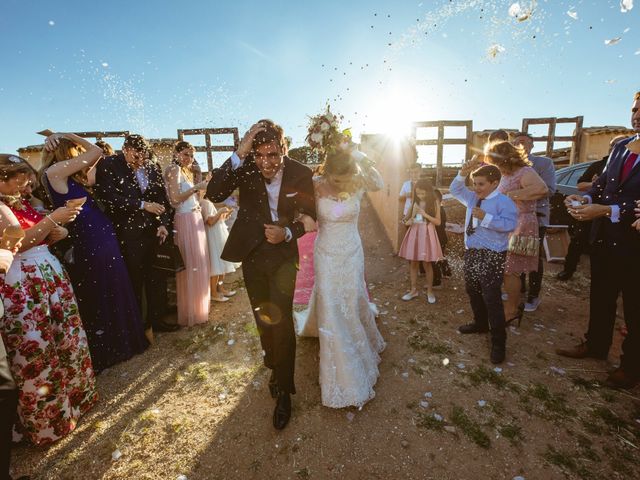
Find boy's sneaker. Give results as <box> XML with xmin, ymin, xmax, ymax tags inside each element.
<box><xmin>524</xmin><ymin>297</ymin><xmax>541</xmax><ymax>312</ymax></box>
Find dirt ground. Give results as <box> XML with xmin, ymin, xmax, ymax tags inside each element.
<box><xmin>11</xmin><ymin>197</ymin><xmax>640</xmax><ymax>480</ymax></box>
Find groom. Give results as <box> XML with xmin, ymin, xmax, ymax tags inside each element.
<box><xmin>207</xmin><ymin>120</ymin><xmax>315</xmax><ymax>429</ymax></box>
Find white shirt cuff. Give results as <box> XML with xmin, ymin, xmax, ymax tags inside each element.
<box><xmin>284</xmin><ymin>227</ymin><xmax>292</xmax><ymax>242</ymax></box>
<box><xmin>140</xmin><ymin>201</ymin><xmax>145</xmax><ymax>210</ymax></box>
<box><xmin>480</xmin><ymin>213</ymin><xmax>493</xmax><ymax>228</ymax></box>
<box><xmin>609</xmin><ymin>205</ymin><xmax>620</xmax><ymax>223</ymax></box>
<box><xmin>230</xmin><ymin>152</ymin><xmax>243</xmax><ymax>170</ymax></box>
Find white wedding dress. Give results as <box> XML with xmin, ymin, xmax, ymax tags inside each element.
<box><xmin>294</xmin><ymin>163</ymin><xmax>386</xmax><ymax>409</ymax></box>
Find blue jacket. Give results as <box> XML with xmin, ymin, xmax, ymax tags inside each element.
<box><xmin>450</xmin><ymin>174</ymin><xmax>519</xmax><ymax>252</ymax></box>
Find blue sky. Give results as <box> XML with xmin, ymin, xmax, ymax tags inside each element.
<box><xmin>1</xmin><ymin>0</ymin><xmax>638</xmax><ymax>166</ymax></box>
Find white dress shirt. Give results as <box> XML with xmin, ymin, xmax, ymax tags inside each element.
<box><xmin>230</xmin><ymin>152</ymin><xmax>291</xmax><ymax>241</ymax></box>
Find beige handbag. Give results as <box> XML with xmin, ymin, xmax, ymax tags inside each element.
<box><xmin>507</xmin><ymin>234</ymin><xmax>540</xmax><ymax>257</ymax></box>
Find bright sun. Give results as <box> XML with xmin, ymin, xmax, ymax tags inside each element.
<box><xmin>366</xmin><ymin>88</ymin><xmax>420</xmax><ymax>139</ymax></box>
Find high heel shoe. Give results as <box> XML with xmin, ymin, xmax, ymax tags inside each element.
<box><xmin>505</xmin><ymin>303</ymin><xmax>524</xmax><ymax>328</ymax></box>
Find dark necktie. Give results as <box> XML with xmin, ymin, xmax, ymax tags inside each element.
<box><xmin>466</xmin><ymin>198</ymin><xmax>483</xmax><ymax>236</ymax></box>
<box><xmin>620</xmin><ymin>152</ymin><xmax>638</xmax><ymax>183</ymax></box>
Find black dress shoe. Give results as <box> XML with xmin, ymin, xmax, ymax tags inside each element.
<box><xmin>556</xmin><ymin>270</ymin><xmax>574</xmax><ymax>281</ymax></box>
<box><xmin>458</xmin><ymin>323</ymin><xmax>489</xmax><ymax>334</ymax></box>
<box><xmin>152</xmin><ymin>320</ymin><xmax>180</xmax><ymax>332</ymax></box>
<box><xmin>273</xmin><ymin>393</ymin><xmax>291</xmax><ymax>430</ymax></box>
<box><xmin>268</xmin><ymin>371</ymin><xmax>278</xmax><ymax>398</ymax></box>
<box><xmin>490</xmin><ymin>345</ymin><xmax>505</xmax><ymax>364</ymax></box>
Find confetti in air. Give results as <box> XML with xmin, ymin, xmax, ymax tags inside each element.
<box><xmin>487</xmin><ymin>43</ymin><xmax>506</xmax><ymax>59</ymax></box>
<box><xmin>605</xmin><ymin>37</ymin><xmax>622</xmax><ymax>46</ymax></box>
<box><xmin>620</xmin><ymin>0</ymin><xmax>634</xmax><ymax>13</ymax></box>
<box><xmin>508</xmin><ymin>2</ymin><xmax>522</xmax><ymax>17</ymax></box>
<box><xmin>566</xmin><ymin>10</ymin><xmax>578</xmax><ymax>20</ymax></box>
<box><xmin>101</xmin><ymin>62</ymin><xmax>109</xmax><ymax>68</ymax></box>
<box><xmin>508</xmin><ymin>1</ymin><xmax>535</xmax><ymax>22</ymax></box>
<box><xmin>48</xmin><ymin>20</ymin><xmax>55</xmax><ymax>26</ymax></box>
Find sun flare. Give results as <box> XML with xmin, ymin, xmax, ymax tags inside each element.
<box><xmin>365</xmin><ymin>88</ymin><xmax>422</xmax><ymax>140</ymax></box>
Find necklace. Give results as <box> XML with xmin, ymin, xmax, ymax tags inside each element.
<box><xmin>0</xmin><ymin>193</ymin><xmax>24</xmax><ymax>209</ymax></box>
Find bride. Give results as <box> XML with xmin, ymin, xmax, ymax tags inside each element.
<box><xmin>295</xmin><ymin>147</ymin><xmax>386</xmax><ymax>409</ymax></box>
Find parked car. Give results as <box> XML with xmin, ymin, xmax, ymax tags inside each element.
<box><xmin>549</xmin><ymin>161</ymin><xmax>596</xmax><ymax>226</ymax></box>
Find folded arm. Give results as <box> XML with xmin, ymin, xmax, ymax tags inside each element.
<box><xmin>507</xmin><ymin>168</ymin><xmax>548</xmax><ymax>201</ymax></box>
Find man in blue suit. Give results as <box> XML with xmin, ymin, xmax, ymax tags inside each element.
<box><xmin>557</xmin><ymin>91</ymin><xmax>640</xmax><ymax>389</ymax></box>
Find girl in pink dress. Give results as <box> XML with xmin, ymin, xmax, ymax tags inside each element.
<box><xmin>165</xmin><ymin>142</ymin><xmax>211</xmax><ymax>326</ymax></box>
<box><xmin>398</xmin><ymin>179</ymin><xmax>443</xmax><ymax>304</ymax></box>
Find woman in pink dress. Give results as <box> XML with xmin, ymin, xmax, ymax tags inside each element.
<box><xmin>165</xmin><ymin>142</ymin><xmax>211</xmax><ymax>326</ymax></box>
<box><xmin>293</xmin><ymin>229</ymin><xmax>317</xmax><ymax>305</ymax></box>
<box><xmin>485</xmin><ymin>141</ymin><xmax>548</xmax><ymax>325</ymax></box>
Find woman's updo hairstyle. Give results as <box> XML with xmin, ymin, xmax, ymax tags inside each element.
<box><xmin>319</xmin><ymin>149</ymin><xmax>357</xmax><ymax>177</ymax></box>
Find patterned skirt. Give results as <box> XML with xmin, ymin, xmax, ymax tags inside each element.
<box><xmin>0</xmin><ymin>245</ymin><xmax>97</xmax><ymax>446</ymax></box>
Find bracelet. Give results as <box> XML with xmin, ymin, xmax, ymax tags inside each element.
<box><xmin>45</xmin><ymin>215</ymin><xmax>59</xmax><ymax>228</ymax></box>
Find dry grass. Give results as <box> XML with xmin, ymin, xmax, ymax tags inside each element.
<box><xmin>9</xmin><ymin>198</ymin><xmax>640</xmax><ymax>480</ymax></box>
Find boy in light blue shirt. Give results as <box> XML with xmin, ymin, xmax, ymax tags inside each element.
<box><xmin>450</xmin><ymin>163</ymin><xmax>518</xmax><ymax>363</ymax></box>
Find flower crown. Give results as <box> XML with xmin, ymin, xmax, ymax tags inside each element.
<box><xmin>305</xmin><ymin>106</ymin><xmax>349</xmax><ymax>159</ymax></box>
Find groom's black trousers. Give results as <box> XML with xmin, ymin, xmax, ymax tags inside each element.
<box><xmin>242</xmin><ymin>245</ymin><xmax>297</xmax><ymax>395</ymax></box>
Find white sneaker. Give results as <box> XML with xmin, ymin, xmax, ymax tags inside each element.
<box><xmin>402</xmin><ymin>291</ymin><xmax>419</xmax><ymax>301</ymax></box>
<box><xmin>427</xmin><ymin>293</ymin><xmax>436</xmax><ymax>304</ymax></box>
<box><xmin>524</xmin><ymin>297</ymin><xmax>541</xmax><ymax>312</ymax></box>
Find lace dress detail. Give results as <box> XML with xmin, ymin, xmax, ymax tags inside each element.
<box><xmin>294</xmin><ymin>162</ymin><xmax>386</xmax><ymax>409</ymax></box>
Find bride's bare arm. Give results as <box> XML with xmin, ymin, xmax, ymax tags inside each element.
<box><xmin>356</xmin><ymin>155</ymin><xmax>384</xmax><ymax>192</ymax></box>
<box><xmin>297</xmin><ymin>213</ymin><xmax>317</xmax><ymax>232</ymax></box>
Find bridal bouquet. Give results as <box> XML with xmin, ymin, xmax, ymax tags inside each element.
<box><xmin>305</xmin><ymin>106</ymin><xmax>348</xmax><ymax>159</ymax></box>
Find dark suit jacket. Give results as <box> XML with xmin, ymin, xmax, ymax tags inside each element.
<box><xmin>587</xmin><ymin>135</ymin><xmax>640</xmax><ymax>253</ymax></box>
<box><xmin>206</xmin><ymin>155</ymin><xmax>316</xmax><ymax>263</ymax></box>
<box><xmin>95</xmin><ymin>153</ymin><xmax>173</xmax><ymax>241</ymax></box>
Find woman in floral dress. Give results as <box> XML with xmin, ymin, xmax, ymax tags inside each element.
<box><xmin>0</xmin><ymin>153</ymin><xmax>97</xmax><ymax>446</ymax></box>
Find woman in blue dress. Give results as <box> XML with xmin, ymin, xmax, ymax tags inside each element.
<box><xmin>40</xmin><ymin>132</ymin><xmax>148</xmax><ymax>372</ymax></box>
